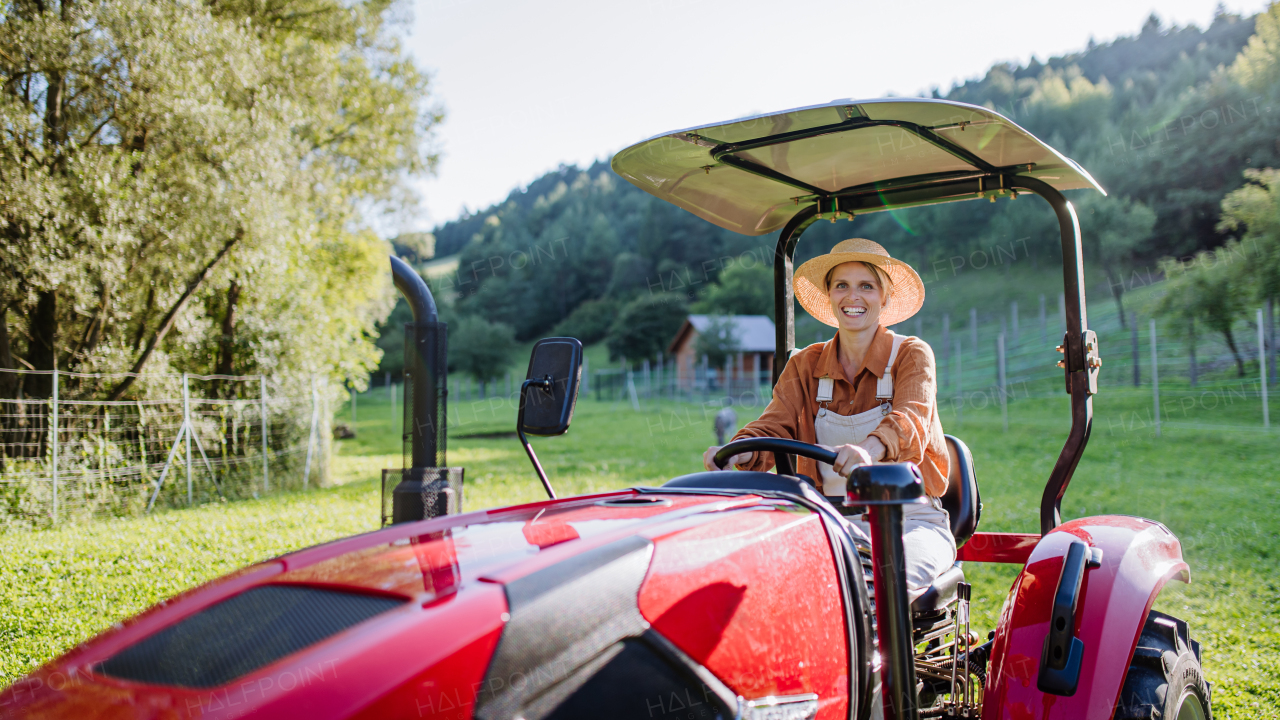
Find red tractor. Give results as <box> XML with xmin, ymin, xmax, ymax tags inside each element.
<box><xmin>2</xmin><ymin>99</ymin><xmax>1209</xmax><ymax>720</ymax></box>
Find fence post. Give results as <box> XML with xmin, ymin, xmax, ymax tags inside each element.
<box><xmin>999</xmin><ymin>316</ymin><xmax>1007</xmax><ymax>370</ymax></box>
<box><xmin>626</xmin><ymin>369</ymin><xmax>640</xmax><ymax>412</ymax></box>
<box><xmin>1268</xmin><ymin>297</ymin><xmax>1276</xmax><ymax>383</ymax></box>
<box><xmin>1188</xmin><ymin>318</ymin><xmax>1197</xmax><ymax>388</ymax></box>
<box><xmin>969</xmin><ymin>308</ymin><xmax>978</xmax><ymax>355</ymax></box>
<box><xmin>260</xmin><ymin>375</ymin><xmax>269</xmax><ymax>492</ymax></box>
<box><xmin>320</xmin><ymin>379</ymin><xmax>330</xmax><ymax>485</ymax></box>
<box><xmin>997</xmin><ymin>333</ymin><xmax>1008</xmax><ymax>433</ymax></box>
<box><xmin>1260</xmin><ymin>308</ymin><xmax>1270</xmax><ymax>429</ymax></box>
<box><xmin>182</xmin><ymin>373</ymin><xmax>194</xmax><ymax>504</ymax></box>
<box><xmin>51</xmin><ymin>366</ymin><xmax>59</xmax><ymax>523</ymax></box>
<box><xmin>304</xmin><ymin>377</ymin><xmax>319</xmax><ymax>488</ymax></box>
<box><xmin>1150</xmin><ymin>319</ymin><xmax>1161</xmax><ymax>438</ymax></box>
<box><xmin>1131</xmin><ymin>313</ymin><xmax>1140</xmax><ymax>387</ymax></box>
<box><xmin>1039</xmin><ymin>294</ymin><xmax>1047</xmax><ymax>347</ymax></box>
<box><xmin>941</xmin><ymin>313</ymin><xmax>950</xmax><ymax>388</ymax></box>
<box><xmin>385</xmin><ymin>371</ymin><xmax>393</xmax><ymax>421</ymax></box>
<box><xmin>619</xmin><ymin>356</ymin><xmax>627</xmax><ymax>405</ymax></box>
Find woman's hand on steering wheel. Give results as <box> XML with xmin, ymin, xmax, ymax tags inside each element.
<box><xmin>704</xmin><ymin>446</ymin><xmax>752</xmax><ymax>472</ymax></box>
<box><xmin>823</xmin><ymin>443</ymin><xmax>874</xmax><ymax>477</ymax></box>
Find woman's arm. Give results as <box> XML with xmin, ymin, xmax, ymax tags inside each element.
<box><xmin>868</xmin><ymin>338</ymin><xmax>936</xmax><ymax>466</ymax></box>
<box><xmin>713</xmin><ymin>355</ymin><xmax>808</xmax><ymax>472</ymax></box>
<box><xmin>857</xmin><ymin>436</ymin><xmax>886</xmax><ymax>462</ymax></box>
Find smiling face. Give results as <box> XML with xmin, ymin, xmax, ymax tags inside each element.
<box><xmin>826</xmin><ymin>262</ymin><xmax>890</xmax><ymax>332</ymax></box>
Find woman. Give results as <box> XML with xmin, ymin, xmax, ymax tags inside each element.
<box><xmin>701</xmin><ymin>238</ymin><xmax>953</xmax><ymax>601</ymax></box>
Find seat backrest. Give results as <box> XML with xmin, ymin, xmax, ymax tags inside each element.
<box><xmin>941</xmin><ymin>435</ymin><xmax>980</xmax><ymax>547</ymax></box>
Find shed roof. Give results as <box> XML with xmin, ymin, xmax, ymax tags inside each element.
<box><xmin>668</xmin><ymin>315</ymin><xmax>776</xmax><ymax>355</ymax></box>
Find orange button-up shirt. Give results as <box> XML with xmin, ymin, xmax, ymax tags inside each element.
<box><xmin>731</xmin><ymin>325</ymin><xmax>950</xmax><ymax>497</ymax></box>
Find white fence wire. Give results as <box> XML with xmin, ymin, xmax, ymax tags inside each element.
<box><xmin>0</xmin><ymin>369</ymin><xmax>330</xmax><ymax>529</ymax></box>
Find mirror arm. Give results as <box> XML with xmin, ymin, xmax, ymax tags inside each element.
<box><xmin>517</xmin><ymin>376</ymin><xmax>557</xmax><ymax>499</ymax></box>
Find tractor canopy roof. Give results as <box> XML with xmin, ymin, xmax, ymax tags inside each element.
<box><xmin>611</xmin><ymin>98</ymin><xmax>1105</xmax><ymax>236</ymax></box>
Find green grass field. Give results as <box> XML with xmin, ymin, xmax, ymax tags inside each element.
<box><xmin>2</xmin><ymin>384</ymin><xmax>1278</xmax><ymax>717</ymax></box>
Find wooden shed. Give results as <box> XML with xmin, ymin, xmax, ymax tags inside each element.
<box><xmin>667</xmin><ymin>315</ymin><xmax>775</xmax><ymax>391</ymax></box>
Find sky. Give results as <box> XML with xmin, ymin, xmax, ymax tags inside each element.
<box><xmin>401</xmin><ymin>0</ymin><xmax>1271</xmax><ymax>232</ymax></box>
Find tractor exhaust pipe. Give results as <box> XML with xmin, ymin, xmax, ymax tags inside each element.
<box><xmin>391</xmin><ymin>255</ymin><xmax>438</xmax><ymax>324</ymax></box>
<box><xmin>390</xmin><ymin>256</ymin><xmax>439</xmax><ymax>468</ymax></box>
<box><xmin>384</xmin><ymin>256</ymin><xmax>462</xmax><ymax>525</ymax></box>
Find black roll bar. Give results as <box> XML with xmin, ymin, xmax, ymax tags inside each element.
<box><xmin>770</xmin><ymin>174</ymin><xmax>1096</xmax><ymax>535</ymax></box>
<box><xmin>772</xmin><ymin>205</ymin><xmax>820</xmax><ymax>477</ymax></box>
<box><xmin>1006</xmin><ymin>177</ymin><xmax>1096</xmax><ymax>535</ymax></box>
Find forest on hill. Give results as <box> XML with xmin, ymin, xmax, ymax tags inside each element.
<box><xmin>406</xmin><ymin>6</ymin><xmax>1280</xmax><ymax>382</ymax></box>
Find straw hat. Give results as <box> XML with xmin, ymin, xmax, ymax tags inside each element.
<box><xmin>794</xmin><ymin>239</ymin><xmax>925</xmax><ymax>328</ymax></box>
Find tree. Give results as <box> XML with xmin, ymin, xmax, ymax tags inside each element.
<box><xmin>552</xmin><ymin>298</ymin><xmax>619</xmax><ymax>345</ymax></box>
<box><xmin>374</xmin><ymin>299</ymin><xmax>416</xmax><ymax>377</ymax></box>
<box><xmin>1218</xmin><ymin>168</ymin><xmax>1280</xmax><ymax>306</ymax></box>
<box><xmin>392</xmin><ymin>233</ymin><xmax>437</xmax><ymax>264</ymax></box>
<box><xmin>1154</xmin><ymin>242</ymin><xmax>1253</xmax><ymax>376</ymax></box>
<box><xmin>1076</xmin><ymin>195</ymin><xmax>1157</xmax><ymax>327</ymax></box>
<box><xmin>1218</xmin><ymin>167</ymin><xmax>1280</xmax><ymax>379</ymax></box>
<box><xmin>0</xmin><ymin>0</ymin><xmax>440</xmax><ymax>402</ymax></box>
<box><xmin>448</xmin><ymin>316</ymin><xmax>517</xmax><ymax>382</ymax></box>
<box><xmin>694</xmin><ymin>316</ymin><xmax>741</xmax><ymax>369</ymax></box>
<box><xmin>1227</xmin><ymin>1</ymin><xmax>1280</xmax><ymax>90</ymax></box>
<box><xmin>693</xmin><ymin>264</ymin><xmax>774</xmax><ymax>319</ymax></box>
<box><xmin>606</xmin><ymin>293</ymin><xmax>688</xmax><ymax>362</ymax></box>
<box><xmin>606</xmin><ymin>253</ymin><xmax>653</xmax><ymax>300</ymax></box>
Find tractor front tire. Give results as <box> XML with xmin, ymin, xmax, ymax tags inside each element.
<box><xmin>1114</xmin><ymin>610</ymin><xmax>1211</xmax><ymax>720</ymax></box>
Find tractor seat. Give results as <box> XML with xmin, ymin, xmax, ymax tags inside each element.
<box><xmin>939</xmin><ymin>435</ymin><xmax>981</xmax><ymax>548</ymax></box>
<box><xmin>910</xmin><ymin>435</ymin><xmax>981</xmax><ymax>616</ymax></box>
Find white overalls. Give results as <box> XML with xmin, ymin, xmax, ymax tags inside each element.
<box><xmin>813</xmin><ymin>333</ymin><xmax>956</xmax><ymax>603</ymax></box>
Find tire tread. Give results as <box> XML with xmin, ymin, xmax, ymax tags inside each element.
<box><xmin>1113</xmin><ymin>611</ymin><xmax>1211</xmax><ymax>720</ymax></box>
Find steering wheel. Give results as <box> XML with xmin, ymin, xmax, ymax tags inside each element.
<box><xmin>713</xmin><ymin>437</ymin><xmax>842</xmax><ymax>473</ymax></box>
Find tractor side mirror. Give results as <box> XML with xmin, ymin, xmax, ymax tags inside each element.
<box><xmin>520</xmin><ymin>337</ymin><xmax>582</xmax><ymax>437</ymax></box>
<box><xmin>517</xmin><ymin>338</ymin><xmax>582</xmax><ymax>500</ymax></box>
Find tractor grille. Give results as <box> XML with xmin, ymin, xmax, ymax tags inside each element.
<box><xmin>98</xmin><ymin>585</ymin><xmax>404</xmax><ymax>688</ymax></box>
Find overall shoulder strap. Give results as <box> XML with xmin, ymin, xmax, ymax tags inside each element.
<box><xmin>876</xmin><ymin>334</ymin><xmax>908</xmax><ymax>400</ymax></box>
<box><xmin>816</xmin><ymin>376</ymin><xmax>834</xmax><ymax>403</ymax></box>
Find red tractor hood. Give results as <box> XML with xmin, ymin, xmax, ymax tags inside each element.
<box><xmin>2</xmin><ymin>490</ymin><xmax>764</xmax><ymax>720</ymax></box>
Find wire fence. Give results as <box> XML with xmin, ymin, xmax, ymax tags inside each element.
<box><xmin>0</xmin><ymin>370</ymin><xmax>330</xmax><ymax>529</ymax></box>
<box><xmin>917</xmin><ymin>297</ymin><xmax>1274</xmax><ymax>435</ymax></box>
<box><xmin>584</xmin><ymin>293</ymin><xmax>1275</xmax><ymax>434</ymax></box>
